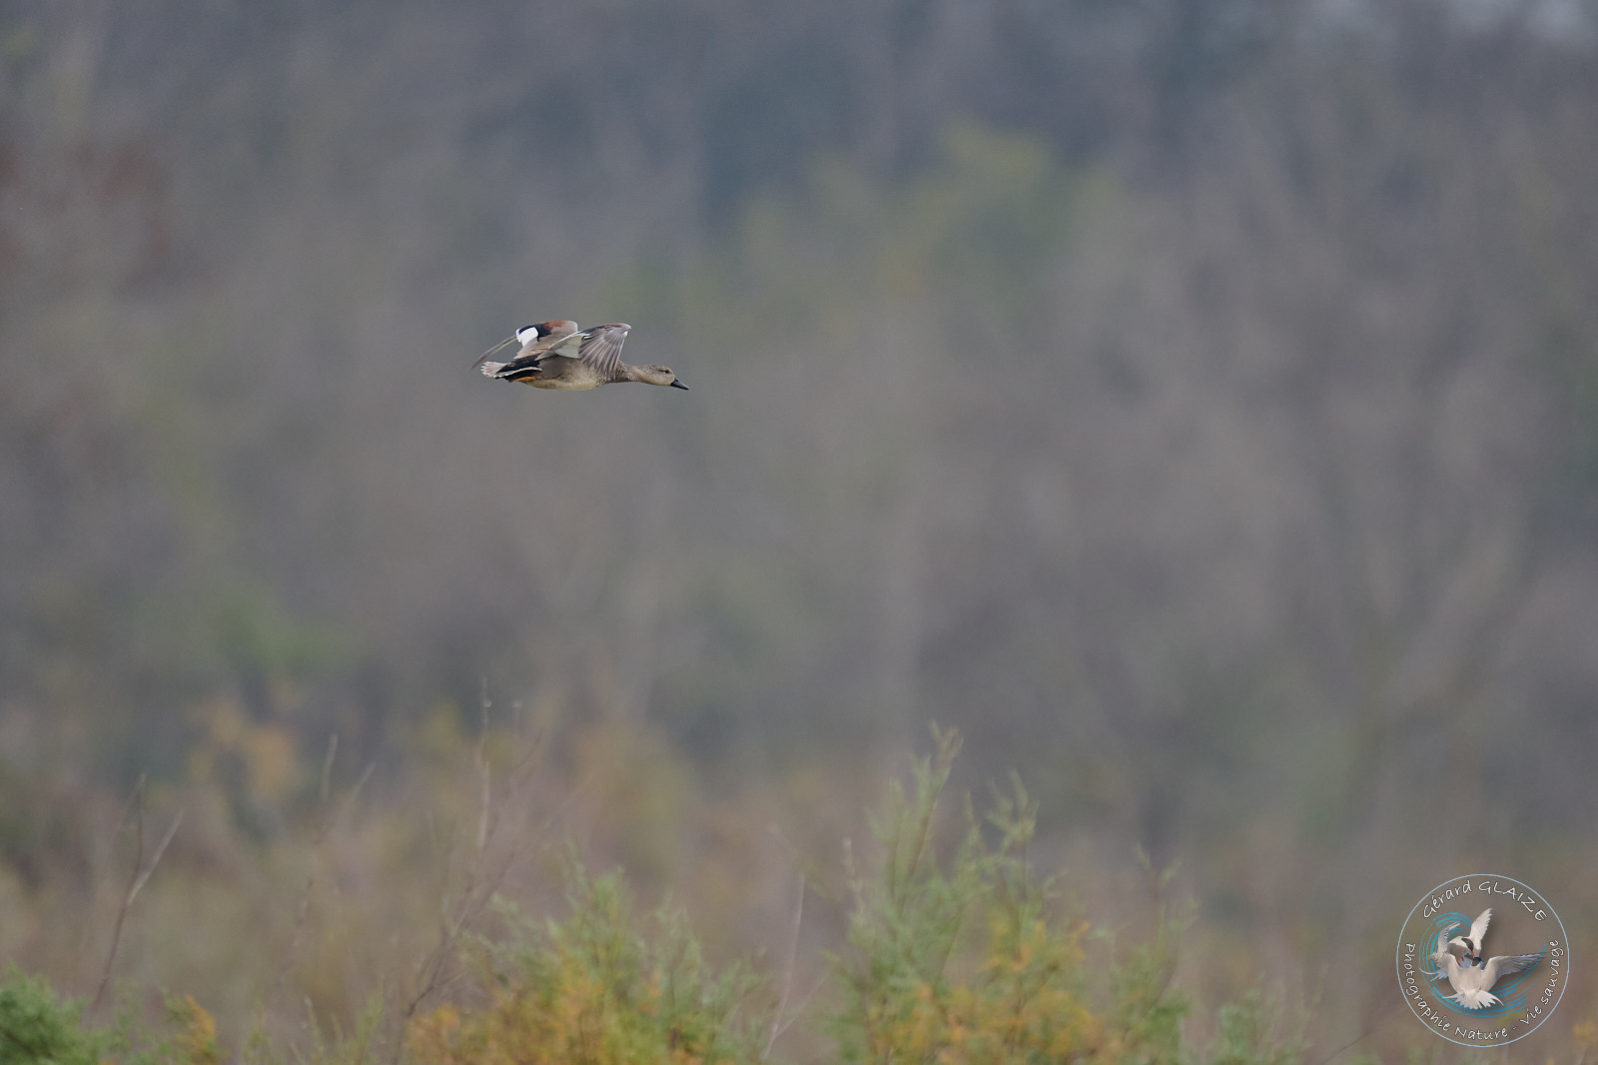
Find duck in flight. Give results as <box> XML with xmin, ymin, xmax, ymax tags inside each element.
<box><xmin>1429</xmin><ymin>908</ymin><xmax>1543</xmax><ymax>1009</ymax></box>
<box><xmin>474</xmin><ymin>321</ymin><xmax>688</xmax><ymax>392</ymax></box>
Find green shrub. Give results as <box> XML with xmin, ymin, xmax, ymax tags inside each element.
<box><xmin>1</xmin><ymin>734</ymin><xmax>1332</xmax><ymax>1065</ymax></box>
<box><xmin>0</xmin><ymin>972</ymin><xmax>218</xmax><ymax>1065</ymax></box>
<box><xmin>407</xmin><ymin>856</ymin><xmax>768</xmax><ymax>1065</ymax></box>
<box><xmin>830</xmin><ymin>727</ymin><xmax>1303</xmax><ymax>1065</ymax></box>
<box><xmin>831</xmin><ymin>727</ymin><xmax>1180</xmax><ymax>1064</ymax></box>
<box><xmin>0</xmin><ymin>971</ymin><xmax>102</xmax><ymax>1065</ymax></box>
<box><xmin>1197</xmin><ymin>991</ymin><xmax>1303</xmax><ymax>1065</ymax></box>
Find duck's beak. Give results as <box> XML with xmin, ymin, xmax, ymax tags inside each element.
<box><xmin>670</xmin><ymin>379</ymin><xmax>690</xmax><ymax>390</ymax></box>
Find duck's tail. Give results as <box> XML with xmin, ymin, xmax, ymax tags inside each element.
<box><xmin>480</xmin><ymin>360</ymin><xmax>543</xmax><ymax>384</ymax></box>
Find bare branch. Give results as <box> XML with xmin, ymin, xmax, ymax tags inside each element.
<box><xmin>762</xmin><ymin>873</ymin><xmax>807</xmax><ymax>1061</ymax></box>
<box><xmin>91</xmin><ymin>780</ymin><xmax>182</xmax><ymax>1018</ymax></box>
<box><xmin>277</xmin><ymin>741</ymin><xmax>375</xmax><ymax>1003</ymax></box>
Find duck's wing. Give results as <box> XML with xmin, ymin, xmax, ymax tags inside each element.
<box><xmin>512</xmin><ymin>323</ymin><xmax>576</xmax><ymax>358</ymax></box>
<box><xmin>543</xmin><ymin>330</ymin><xmax>585</xmax><ymax>357</ymax></box>
<box><xmin>576</xmin><ymin>324</ymin><xmax>632</xmax><ymax>377</ymax></box>
<box><xmin>1483</xmin><ymin>953</ymin><xmax>1542</xmax><ymax>987</ymax></box>
<box><xmin>472</xmin><ymin>335</ymin><xmax>519</xmax><ymax>369</ymax></box>
<box><xmin>520</xmin><ymin>320</ymin><xmax>584</xmax><ymax>358</ymax></box>
<box><xmin>487</xmin><ymin>326</ymin><xmax>583</xmax><ymax>378</ymax></box>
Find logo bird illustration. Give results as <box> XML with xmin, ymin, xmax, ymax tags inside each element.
<box><xmin>1428</xmin><ymin>908</ymin><xmax>1543</xmax><ymax>1010</ymax></box>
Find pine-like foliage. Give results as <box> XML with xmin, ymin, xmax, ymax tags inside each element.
<box><xmin>407</xmin><ymin>858</ymin><xmax>767</xmax><ymax>1065</ymax></box>
<box><xmin>831</xmin><ymin>727</ymin><xmax>1187</xmax><ymax>1063</ymax></box>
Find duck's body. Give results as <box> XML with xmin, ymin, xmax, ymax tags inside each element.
<box><xmin>508</xmin><ymin>352</ymin><xmax>672</xmax><ymax>391</ymax></box>
<box><xmin>474</xmin><ymin>321</ymin><xmax>688</xmax><ymax>392</ymax></box>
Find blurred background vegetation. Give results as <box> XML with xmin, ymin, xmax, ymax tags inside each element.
<box><xmin>3</xmin><ymin>0</ymin><xmax>1598</xmax><ymax>1059</ymax></box>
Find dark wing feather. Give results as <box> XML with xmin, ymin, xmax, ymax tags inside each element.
<box><xmin>488</xmin><ymin>349</ymin><xmax>548</xmax><ymax>379</ymax></box>
<box><xmin>577</xmin><ymin>324</ymin><xmax>632</xmax><ymax>378</ymax></box>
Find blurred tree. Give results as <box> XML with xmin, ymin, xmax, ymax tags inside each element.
<box><xmin>2</xmin><ymin>4</ymin><xmax>1598</xmax><ymax>1046</ymax></box>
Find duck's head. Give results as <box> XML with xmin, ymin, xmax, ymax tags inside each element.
<box><xmin>632</xmin><ymin>365</ymin><xmax>689</xmax><ymax>390</ymax></box>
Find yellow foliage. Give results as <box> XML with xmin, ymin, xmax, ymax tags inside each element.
<box><xmin>187</xmin><ymin>697</ymin><xmax>299</xmax><ymax>804</ymax></box>
<box><xmin>834</xmin><ymin>730</ymin><xmax>1190</xmax><ymax>1065</ymax></box>
<box><xmin>847</xmin><ymin>912</ymin><xmax>1105</xmax><ymax>1065</ymax></box>
<box><xmin>169</xmin><ymin>995</ymin><xmax>221</xmax><ymax>1065</ymax></box>
<box><xmin>406</xmin><ymin>872</ymin><xmax>761</xmax><ymax>1065</ymax></box>
<box><xmin>240</xmin><ymin>723</ymin><xmax>296</xmax><ymax>804</ymax></box>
